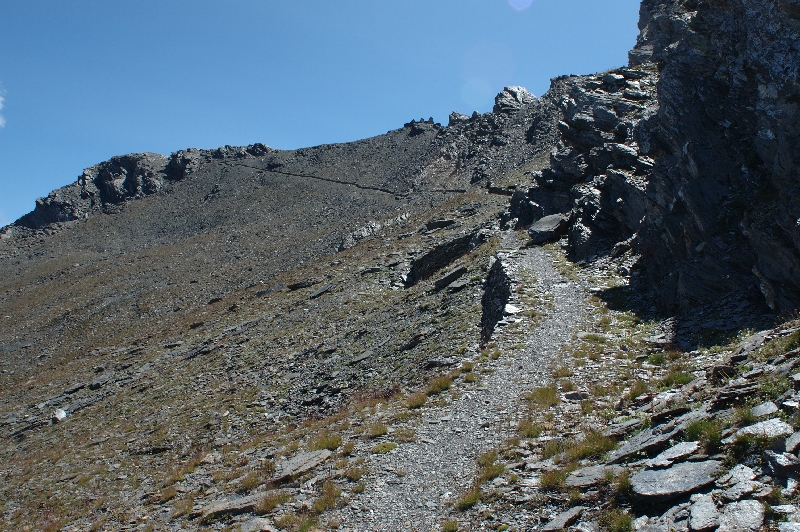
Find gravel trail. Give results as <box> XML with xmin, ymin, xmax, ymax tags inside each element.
<box><xmin>332</xmin><ymin>243</ymin><xmax>589</xmax><ymax>531</ymax></box>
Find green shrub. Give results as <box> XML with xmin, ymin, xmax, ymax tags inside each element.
<box><xmin>517</xmin><ymin>419</ymin><xmax>543</xmax><ymax>438</ymax></box>
<box><xmin>371</xmin><ymin>442</ymin><xmax>397</xmax><ymax>454</ymax></box>
<box><xmin>308</xmin><ymin>430</ymin><xmax>342</xmax><ymax>451</ymax></box>
<box><xmin>455</xmin><ymin>489</ymin><xmax>481</xmax><ymax>511</ymax></box>
<box><xmin>525</xmin><ymin>386</ymin><xmax>559</xmax><ymax>407</ymax></box>
<box><xmin>368</xmin><ymin>423</ymin><xmax>388</xmax><ymax>438</ymax></box>
<box><xmin>426</xmin><ymin>376</ymin><xmax>453</xmax><ymax>396</ymax></box>
<box><xmin>442</xmin><ymin>519</ymin><xmax>459</xmax><ymax>532</ymax></box>
<box><xmin>406</xmin><ymin>392</ymin><xmax>427</xmax><ymax>409</ymax></box>
<box><xmin>599</xmin><ymin>508</ymin><xmax>632</xmax><ymax>532</ymax></box>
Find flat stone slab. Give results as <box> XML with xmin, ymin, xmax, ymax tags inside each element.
<box><xmin>647</xmin><ymin>441</ymin><xmax>700</xmax><ymax>468</ymax></box>
<box><xmin>779</xmin><ymin>523</ymin><xmax>800</xmax><ymax>532</ymax></box>
<box><xmin>722</xmin><ymin>418</ymin><xmax>794</xmax><ymax>444</ymax></box>
<box><xmin>434</xmin><ymin>266</ymin><xmax>467</xmax><ymax>289</ymax></box>
<box><xmin>689</xmin><ymin>494</ymin><xmax>720</xmax><ymax>531</ymax></box>
<box><xmin>241</xmin><ymin>517</ymin><xmax>278</xmax><ymax>532</ymax></box>
<box><xmin>273</xmin><ymin>449</ymin><xmax>331</xmax><ymax>482</ymax></box>
<box><xmin>565</xmin><ymin>465</ymin><xmax>625</xmax><ymax>488</ymax></box>
<box><xmin>632</xmin><ymin>460</ymin><xmax>722</xmax><ymax>501</ymax></box>
<box><xmin>201</xmin><ymin>493</ymin><xmax>262</xmax><ymax>520</ymax></box>
<box><xmin>717</xmin><ymin>464</ymin><xmax>756</xmax><ymax>487</ymax></box>
<box><xmin>542</xmin><ymin>506</ymin><xmax>586</xmax><ymax>531</ymax></box>
<box><xmin>752</xmin><ymin>401</ymin><xmax>779</xmax><ymax>417</ymax></box>
<box><xmin>720</xmin><ymin>480</ymin><xmax>761</xmax><ymax>501</ymax></box>
<box><xmin>718</xmin><ymin>500</ymin><xmax>764</xmax><ymax>532</ymax></box>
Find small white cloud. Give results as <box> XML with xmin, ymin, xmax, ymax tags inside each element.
<box><xmin>0</xmin><ymin>94</ymin><xmax>5</xmax><ymax>128</ymax></box>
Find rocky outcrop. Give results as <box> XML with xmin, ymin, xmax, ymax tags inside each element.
<box><xmin>631</xmin><ymin>0</ymin><xmax>800</xmax><ymax>312</ymax></box>
<box><xmin>16</xmin><ymin>153</ymin><xmax>170</xmax><ymax>228</ymax></box>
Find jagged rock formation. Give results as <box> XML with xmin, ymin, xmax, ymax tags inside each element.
<box><xmin>0</xmin><ymin>0</ymin><xmax>799</xmax><ymax>530</ymax></box>
<box><xmin>505</xmin><ymin>0</ymin><xmax>800</xmax><ymax>313</ymax></box>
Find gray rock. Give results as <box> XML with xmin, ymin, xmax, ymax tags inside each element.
<box><xmin>446</xmin><ymin>277</ymin><xmax>470</xmax><ymax>292</ymax></box>
<box><xmin>647</xmin><ymin>441</ymin><xmax>700</xmax><ymax>468</ymax></box>
<box><xmin>564</xmin><ymin>465</ymin><xmax>625</xmax><ymax>488</ymax></box>
<box><xmin>631</xmin><ymin>460</ymin><xmax>722</xmax><ymax>501</ymax></box>
<box><xmin>273</xmin><ymin>450</ymin><xmax>331</xmax><ymax>482</ymax></box>
<box><xmin>51</xmin><ymin>408</ymin><xmax>67</xmax><ymax>423</ymax></box>
<box><xmin>720</xmin><ymin>480</ymin><xmax>761</xmax><ymax>501</ymax></box>
<box><xmin>717</xmin><ymin>464</ymin><xmax>757</xmax><ymax>487</ymax></box>
<box><xmin>493</xmin><ymin>86</ymin><xmax>536</xmax><ymax>114</ymax></box>
<box><xmin>434</xmin><ymin>266</ymin><xmax>467</xmax><ymax>290</ymax></box>
<box><xmin>764</xmin><ymin>450</ymin><xmax>800</xmax><ymax>476</ymax></box>
<box><xmin>448</xmin><ymin>112</ymin><xmax>470</xmax><ymax>126</ymax></box>
<box><xmin>542</xmin><ymin>506</ymin><xmax>586</xmax><ymax>532</ymax></box>
<box><xmin>240</xmin><ymin>517</ymin><xmax>278</xmax><ymax>532</ymax></box>
<box><xmin>528</xmin><ymin>214</ymin><xmax>570</xmax><ymax>245</ymax></box>
<box><xmin>717</xmin><ymin>500</ymin><xmax>764</xmax><ymax>532</ymax></box>
<box><xmin>751</xmin><ymin>401</ymin><xmax>779</xmax><ymax>417</ymax></box>
<box><xmin>573</xmin><ymin>521</ymin><xmax>599</xmax><ymax>532</ymax></box>
<box><xmin>564</xmin><ymin>391</ymin><xmax>590</xmax><ymax>401</ymax></box>
<box><xmin>722</xmin><ymin>418</ymin><xmax>794</xmax><ymax>444</ymax></box>
<box><xmin>309</xmin><ymin>284</ymin><xmax>332</xmax><ymax>299</ymax></box>
<box><xmin>779</xmin><ymin>523</ymin><xmax>800</xmax><ymax>532</ymax></box>
<box><xmin>771</xmin><ymin>504</ymin><xmax>798</xmax><ymax>515</ymax></box>
<box><xmin>201</xmin><ymin>493</ymin><xmax>262</xmax><ymax>520</ymax></box>
<box><xmin>785</xmin><ymin>431</ymin><xmax>800</xmax><ymax>454</ymax></box>
<box><xmin>90</xmin><ymin>371</ymin><xmax>115</xmax><ymax>390</ymax></box>
<box><xmin>689</xmin><ymin>495</ymin><xmax>719</xmax><ymax>531</ymax></box>
<box><xmin>425</xmin><ymin>219</ymin><xmax>456</xmax><ymax>231</ymax></box>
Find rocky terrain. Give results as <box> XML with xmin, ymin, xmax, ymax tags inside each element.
<box><xmin>1</xmin><ymin>0</ymin><xmax>800</xmax><ymax>531</ymax></box>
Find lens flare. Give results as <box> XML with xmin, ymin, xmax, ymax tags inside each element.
<box><xmin>508</xmin><ymin>0</ymin><xmax>533</xmax><ymax>11</ymax></box>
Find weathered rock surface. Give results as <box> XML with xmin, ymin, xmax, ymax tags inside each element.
<box><xmin>542</xmin><ymin>506</ymin><xmax>586</xmax><ymax>532</ymax></box>
<box><xmin>689</xmin><ymin>495</ymin><xmax>719</xmax><ymax>532</ymax></box>
<box><xmin>564</xmin><ymin>465</ymin><xmax>625</xmax><ymax>488</ymax></box>
<box><xmin>717</xmin><ymin>500</ymin><xmax>764</xmax><ymax>532</ymax></box>
<box><xmin>631</xmin><ymin>460</ymin><xmax>721</xmax><ymax>501</ymax></box>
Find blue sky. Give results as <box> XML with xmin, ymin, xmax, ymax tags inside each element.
<box><xmin>0</xmin><ymin>1</ymin><xmax>641</xmax><ymax>226</ymax></box>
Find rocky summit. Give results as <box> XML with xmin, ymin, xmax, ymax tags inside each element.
<box><xmin>2</xmin><ymin>1</ymin><xmax>800</xmax><ymax>531</ymax></box>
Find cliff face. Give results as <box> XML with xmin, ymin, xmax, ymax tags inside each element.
<box><xmin>633</xmin><ymin>0</ymin><xmax>800</xmax><ymax>311</ymax></box>
<box><xmin>508</xmin><ymin>0</ymin><xmax>800</xmax><ymax>313</ymax></box>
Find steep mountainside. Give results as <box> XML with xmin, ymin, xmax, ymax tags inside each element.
<box><xmin>1</xmin><ymin>1</ymin><xmax>800</xmax><ymax>531</ymax></box>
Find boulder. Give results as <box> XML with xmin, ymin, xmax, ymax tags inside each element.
<box><xmin>723</xmin><ymin>418</ymin><xmax>794</xmax><ymax>444</ymax></box>
<box><xmin>272</xmin><ymin>450</ymin><xmax>331</xmax><ymax>482</ymax></box>
<box><xmin>542</xmin><ymin>506</ymin><xmax>586</xmax><ymax>532</ymax></box>
<box><xmin>647</xmin><ymin>441</ymin><xmax>700</xmax><ymax>468</ymax></box>
<box><xmin>434</xmin><ymin>266</ymin><xmax>467</xmax><ymax>290</ymax></box>
<box><xmin>720</xmin><ymin>481</ymin><xmax>761</xmax><ymax>501</ymax></box>
<box><xmin>631</xmin><ymin>461</ymin><xmax>722</xmax><ymax>501</ymax></box>
<box><xmin>201</xmin><ymin>493</ymin><xmax>262</xmax><ymax>520</ymax></box>
<box><xmin>751</xmin><ymin>401</ymin><xmax>779</xmax><ymax>417</ymax></box>
<box><xmin>716</xmin><ymin>464</ymin><xmax>757</xmax><ymax>487</ymax></box>
<box><xmin>717</xmin><ymin>500</ymin><xmax>764</xmax><ymax>532</ymax></box>
<box><xmin>785</xmin><ymin>431</ymin><xmax>800</xmax><ymax>454</ymax></box>
<box><xmin>241</xmin><ymin>517</ymin><xmax>278</xmax><ymax>532</ymax></box>
<box><xmin>493</xmin><ymin>86</ymin><xmax>536</xmax><ymax>114</ymax></box>
<box><xmin>764</xmin><ymin>450</ymin><xmax>800</xmax><ymax>476</ymax></box>
<box><xmin>565</xmin><ymin>465</ymin><xmax>625</xmax><ymax>488</ymax></box>
<box><xmin>528</xmin><ymin>214</ymin><xmax>570</xmax><ymax>245</ymax></box>
<box><xmin>689</xmin><ymin>495</ymin><xmax>719</xmax><ymax>531</ymax></box>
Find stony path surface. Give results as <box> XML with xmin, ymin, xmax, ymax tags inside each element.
<box><xmin>332</xmin><ymin>243</ymin><xmax>589</xmax><ymax>531</ymax></box>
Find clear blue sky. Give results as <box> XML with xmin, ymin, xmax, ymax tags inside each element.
<box><xmin>0</xmin><ymin>1</ymin><xmax>641</xmax><ymax>226</ymax></box>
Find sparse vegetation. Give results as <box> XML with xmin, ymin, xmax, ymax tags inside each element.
<box><xmin>309</xmin><ymin>430</ymin><xmax>343</xmax><ymax>451</ymax></box>
<box><xmin>426</xmin><ymin>376</ymin><xmax>453</xmax><ymax>395</ymax></box>
<box><xmin>455</xmin><ymin>489</ymin><xmax>481</xmax><ymax>511</ymax></box>
<box><xmin>406</xmin><ymin>392</ymin><xmax>428</xmax><ymax>409</ymax></box>
<box><xmin>371</xmin><ymin>442</ymin><xmax>397</xmax><ymax>454</ymax></box>
<box><xmin>255</xmin><ymin>492</ymin><xmax>291</xmax><ymax>515</ymax></box>
<box><xmin>442</xmin><ymin>519</ymin><xmax>460</xmax><ymax>532</ymax></box>
<box><xmin>525</xmin><ymin>385</ymin><xmax>559</xmax><ymax>408</ymax></box>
